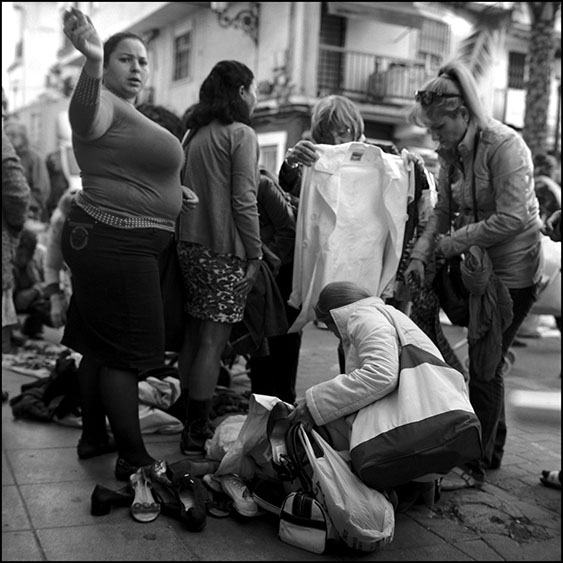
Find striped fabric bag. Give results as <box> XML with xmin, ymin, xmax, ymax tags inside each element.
<box><xmin>349</xmin><ymin>307</ymin><xmax>483</xmax><ymax>491</ymax></box>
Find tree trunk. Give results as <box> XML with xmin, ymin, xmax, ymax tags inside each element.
<box><xmin>522</xmin><ymin>2</ymin><xmax>559</xmax><ymax>160</ymax></box>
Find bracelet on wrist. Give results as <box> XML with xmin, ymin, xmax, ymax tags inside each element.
<box><xmin>248</xmin><ymin>256</ymin><xmax>263</xmax><ymax>261</ymax></box>
<box><xmin>284</xmin><ymin>148</ymin><xmax>300</xmax><ymax>169</ymax></box>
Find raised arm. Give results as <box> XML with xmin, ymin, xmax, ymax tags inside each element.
<box><xmin>63</xmin><ymin>7</ymin><xmax>112</xmax><ymax>140</ymax></box>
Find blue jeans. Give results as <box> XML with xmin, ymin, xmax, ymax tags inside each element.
<box><xmin>465</xmin><ymin>284</ymin><xmax>539</xmax><ymax>480</ymax></box>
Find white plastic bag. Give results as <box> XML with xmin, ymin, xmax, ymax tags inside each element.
<box><xmin>300</xmin><ymin>426</ymin><xmax>395</xmax><ymax>552</ymax></box>
<box><xmin>212</xmin><ymin>394</ymin><xmax>286</xmax><ymax>481</ymax></box>
<box><xmin>205</xmin><ymin>414</ymin><xmax>247</xmax><ymax>462</ymax></box>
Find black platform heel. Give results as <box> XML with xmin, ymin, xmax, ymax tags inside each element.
<box><xmin>90</xmin><ymin>484</ymin><xmax>134</xmax><ymax>516</ymax></box>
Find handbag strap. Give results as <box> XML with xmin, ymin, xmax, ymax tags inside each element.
<box><xmin>447</xmin><ymin>133</ymin><xmax>480</xmax><ymax>230</ymax></box>
<box><xmin>298</xmin><ymin>425</ymin><xmax>320</xmax><ymax>467</ymax></box>
<box><xmin>286</xmin><ymin>423</ymin><xmax>314</xmax><ymax>493</ymax></box>
<box><xmin>181</xmin><ymin>127</ymin><xmax>198</xmax><ymax>149</ymax></box>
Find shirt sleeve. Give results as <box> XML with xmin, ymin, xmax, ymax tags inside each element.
<box><xmin>442</xmin><ymin>135</ymin><xmax>536</xmax><ymax>257</ymax></box>
<box><xmin>231</xmin><ymin>127</ymin><xmax>262</xmax><ymax>259</ymax></box>
<box><xmin>257</xmin><ymin>175</ymin><xmax>296</xmax><ymax>265</ymax></box>
<box><xmin>305</xmin><ymin>312</ymin><xmax>400</xmax><ymax>426</ymax></box>
<box><xmin>69</xmin><ymin>68</ymin><xmax>113</xmax><ymax>140</ymax></box>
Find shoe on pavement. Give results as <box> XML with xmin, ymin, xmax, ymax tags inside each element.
<box><xmin>202</xmin><ymin>474</ymin><xmax>234</xmax><ymax>518</ymax></box>
<box><xmin>176</xmin><ymin>473</ymin><xmax>211</xmax><ymax>532</ymax></box>
<box><xmin>77</xmin><ymin>436</ymin><xmax>117</xmax><ymax>459</ymax></box>
<box><xmin>441</xmin><ymin>467</ymin><xmax>483</xmax><ymax>491</ymax></box>
<box><xmin>216</xmin><ymin>474</ymin><xmax>258</xmax><ymax>517</ymax></box>
<box><xmin>540</xmin><ymin>470</ymin><xmax>561</xmax><ymax>489</ymax></box>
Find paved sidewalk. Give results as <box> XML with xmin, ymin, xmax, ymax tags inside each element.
<box><xmin>2</xmin><ymin>320</ymin><xmax>561</xmax><ymax>561</ymax></box>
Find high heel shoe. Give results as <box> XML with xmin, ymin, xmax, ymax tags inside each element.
<box><xmin>266</xmin><ymin>401</ymin><xmax>294</xmax><ymax>481</ymax></box>
<box><xmin>90</xmin><ymin>484</ymin><xmax>134</xmax><ymax>516</ymax></box>
<box><xmin>150</xmin><ymin>468</ymin><xmax>211</xmax><ymax>532</ymax></box>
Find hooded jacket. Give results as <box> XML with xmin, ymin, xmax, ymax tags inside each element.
<box><xmin>305</xmin><ymin>296</ymin><xmax>445</xmax><ymax>427</ymax></box>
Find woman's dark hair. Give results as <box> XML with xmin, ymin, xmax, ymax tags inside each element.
<box><xmin>184</xmin><ymin>60</ymin><xmax>254</xmax><ymax>129</ymax></box>
<box><xmin>136</xmin><ymin>103</ymin><xmax>183</xmax><ymax>140</ymax></box>
<box><xmin>314</xmin><ymin>281</ymin><xmax>372</xmax><ymax>325</ymax></box>
<box><xmin>103</xmin><ymin>32</ymin><xmax>147</xmax><ymax>67</ymax></box>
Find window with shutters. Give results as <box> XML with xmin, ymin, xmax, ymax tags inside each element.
<box><xmin>508</xmin><ymin>51</ymin><xmax>526</xmax><ymax>89</ymax></box>
<box><xmin>173</xmin><ymin>32</ymin><xmax>192</xmax><ymax>81</ymax></box>
<box><xmin>417</xmin><ymin>19</ymin><xmax>450</xmax><ymax>68</ymax></box>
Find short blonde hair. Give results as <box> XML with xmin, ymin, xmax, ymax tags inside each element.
<box><xmin>314</xmin><ymin>281</ymin><xmax>372</xmax><ymax>325</ymax></box>
<box><xmin>310</xmin><ymin>95</ymin><xmax>364</xmax><ymax>144</ymax></box>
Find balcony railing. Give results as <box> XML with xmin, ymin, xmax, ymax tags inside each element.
<box><xmin>317</xmin><ymin>44</ymin><xmax>437</xmax><ymax>104</ymax></box>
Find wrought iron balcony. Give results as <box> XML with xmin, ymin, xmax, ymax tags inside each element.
<box><xmin>317</xmin><ymin>44</ymin><xmax>437</xmax><ymax>105</ymax></box>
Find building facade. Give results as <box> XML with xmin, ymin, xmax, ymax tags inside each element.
<box><xmin>5</xmin><ymin>1</ymin><xmax>561</xmax><ymax>177</ymax></box>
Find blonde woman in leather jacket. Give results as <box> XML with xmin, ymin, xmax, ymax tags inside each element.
<box><xmin>405</xmin><ymin>60</ymin><xmax>542</xmax><ymax>490</ymax></box>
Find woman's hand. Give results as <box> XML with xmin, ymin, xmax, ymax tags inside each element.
<box><xmin>435</xmin><ymin>234</ymin><xmax>451</xmax><ymax>258</ymax></box>
<box><xmin>404</xmin><ymin>150</ymin><xmax>425</xmax><ymax>168</ymax></box>
<box><xmin>542</xmin><ymin>209</ymin><xmax>561</xmax><ymax>242</ymax></box>
<box><xmin>285</xmin><ymin>140</ymin><xmax>319</xmax><ymax>168</ymax></box>
<box><xmin>233</xmin><ymin>258</ymin><xmax>260</xmax><ymax>296</ymax></box>
<box><xmin>404</xmin><ymin>258</ymin><xmax>426</xmax><ymax>285</ymax></box>
<box><xmin>287</xmin><ymin>397</ymin><xmax>316</xmax><ymax>432</ymax></box>
<box><xmin>63</xmin><ymin>7</ymin><xmax>103</xmax><ymax>63</ymax></box>
<box><xmin>49</xmin><ymin>294</ymin><xmax>67</xmax><ymax>328</ymax></box>
<box><xmin>181</xmin><ymin>185</ymin><xmax>199</xmax><ymax>211</ymax></box>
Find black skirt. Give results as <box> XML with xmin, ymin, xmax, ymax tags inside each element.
<box><xmin>61</xmin><ymin>204</ymin><xmax>173</xmax><ymax>372</ymax></box>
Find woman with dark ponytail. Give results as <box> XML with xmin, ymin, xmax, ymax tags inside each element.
<box><xmin>176</xmin><ymin>60</ymin><xmax>262</xmax><ymax>456</ymax></box>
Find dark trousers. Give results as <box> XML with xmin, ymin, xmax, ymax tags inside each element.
<box><xmin>248</xmin><ymin>262</ymin><xmax>301</xmax><ymax>404</ymax></box>
<box><xmin>466</xmin><ymin>283</ymin><xmax>539</xmax><ymax>479</ymax></box>
<box><xmin>248</xmin><ymin>331</ymin><xmax>302</xmax><ymax>403</ymax></box>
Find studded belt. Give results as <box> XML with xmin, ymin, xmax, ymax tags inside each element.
<box><xmin>75</xmin><ymin>197</ymin><xmax>175</xmax><ymax>232</ymax></box>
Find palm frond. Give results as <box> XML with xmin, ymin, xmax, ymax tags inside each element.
<box><xmin>456</xmin><ymin>5</ymin><xmax>514</xmax><ymax>79</ymax></box>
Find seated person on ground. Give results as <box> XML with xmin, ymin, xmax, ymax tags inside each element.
<box><xmin>12</xmin><ymin>228</ymin><xmax>54</xmax><ymax>339</ymax></box>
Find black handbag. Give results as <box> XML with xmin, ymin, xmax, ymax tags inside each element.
<box><xmin>432</xmin><ymin>149</ymin><xmax>479</xmax><ymax>327</ymax></box>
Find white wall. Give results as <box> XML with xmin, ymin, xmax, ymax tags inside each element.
<box><xmin>151</xmin><ymin>2</ymin><xmax>292</xmax><ymax>118</ymax></box>
<box><xmin>7</xmin><ymin>2</ymin><xmax>61</xmax><ymax>109</ymax></box>
<box><xmin>345</xmin><ymin>20</ymin><xmax>415</xmax><ymax>60</ymax></box>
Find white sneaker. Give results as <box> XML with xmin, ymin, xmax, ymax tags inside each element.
<box><xmin>218</xmin><ymin>474</ymin><xmax>258</xmax><ymax>517</ymax></box>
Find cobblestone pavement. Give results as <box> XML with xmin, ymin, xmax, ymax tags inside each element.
<box><xmin>2</xmin><ymin>318</ymin><xmax>560</xmax><ymax>561</ymax></box>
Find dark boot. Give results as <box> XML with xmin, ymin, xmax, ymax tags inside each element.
<box><xmin>180</xmin><ymin>418</ymin><xmax>216</xmax><ymax>457</ymax></box>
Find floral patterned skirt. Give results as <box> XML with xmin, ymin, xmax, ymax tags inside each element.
<box><xmin>176</xmin><ymin>242</ymin><xmax>247</xmax><ymax>323</ymax></box>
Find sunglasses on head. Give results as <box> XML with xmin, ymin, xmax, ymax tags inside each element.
<box><xmin>414</xmin><ymin>90</ymin><xmax>461</xmax><ymax>106</ymax></box>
